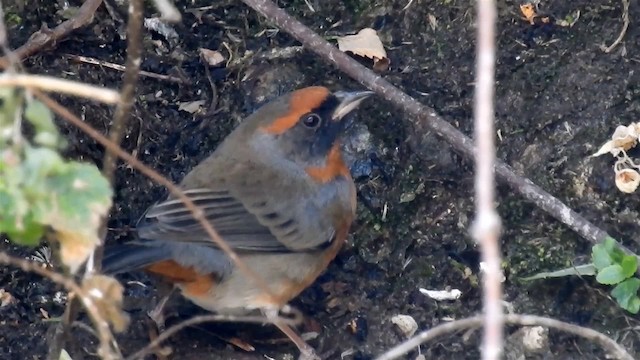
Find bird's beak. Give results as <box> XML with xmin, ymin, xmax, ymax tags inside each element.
<box><xmin>331</xmin><ymin>90</ymin><xmax>374</xmax><ymax>122</ymax></box>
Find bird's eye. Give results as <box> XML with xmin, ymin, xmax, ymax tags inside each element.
<box><xmin>302</xmin><ymin>113</ymin><xmax>322</xmax><ymax>128</ymax></box>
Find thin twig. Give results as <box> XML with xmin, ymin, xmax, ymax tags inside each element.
<box><xmin>238</xmin><ymin>0</ymin><xmax>637</xmax><ymax>261</ymax></box>
<box><xmin>86</xmin><ymin>0</ymin><xmax>144</xmax><ymax>276</ymax></box>
<box><xmin>376</xmin><ymin>314</ymin><xmax>635</xmax><ymax>360</ymax></box>
<box><xmin>47</xmin><ymin>295</ymin><xmax>81</xmax><ymax>360</ymax></box>
<box><xmin>602</xmin><ymin>0</ymin><xmax>630</xmax><ymax>53</ymax></box>
<box><xmin>126</xmin><ymin>313</ymin><xmax>296</xmax><ymax>360</ymax></box>
<box><xmin>473</xmin><ymin>0</ymin><xmax>502</xmax><ymax>359</ymax></box>
<box><xmin>103</xmin><ymin>0</ymin><xmax>143</xmax><ymax>184</ymax></box>
<box><xmin>32</xmin><ymin>91</ymin><xmax>278</xmax><ymax>308</ymax></box>
<box><xmin>66</xmin><ymin>54</ymin><xmax>187</xmax><ymax>84</ymax></box>
<box><xmin>0</xmin><ymin>0</ymin><xmax>104</xmax><ymax>68</ymax></box>
<box><xmin>0</xmin><ymin>74</ymin><xmax>120</xmax><ymax>103</ymax></box>
<box><xmin>0</xmin><ymin>251</ymin><xmax>121</xmax><ymax>360</ymax></box>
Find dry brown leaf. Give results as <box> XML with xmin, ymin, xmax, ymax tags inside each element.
<box><xmin>54</xmin><ymin>229</ymin><xmax>100</xmax><ymax>275</ymax></box>
<box><xmin>83</xmin><ymin>275</ymin><xmax>130</xmax><ymax>333</ymax></box>
<box><xmin>0</xmin><ymin>289</ymin><xmax>15</xmax><ymax>308</ymax></box>
<box><xmin>199</xmin><ymin>48</ymin><xmax>226</xmax><ymax>67</ymax></box>
<box><xmin>337</xmin><ymin>28</ymin><xmax>389</xmax><ymax>68</ymax></box>
<box><xmin>428</xmin><ymin>14</ymin><xmax>438</xmax><ymax>31</ymax></box>
<box><xmin>227</xmin><ymin>337</ymin><xmax>255</xmax><ymax>352</ymax></box>
<box><xmin>40</xmin><ymin>307</ymin><xmax>50</xmax><ymax>319</ymax></box>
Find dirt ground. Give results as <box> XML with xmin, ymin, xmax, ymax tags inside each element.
<box><xmin>1</xmin><ymin>0</ymin><xmax>640</xmax><ymax>359</ymax></box>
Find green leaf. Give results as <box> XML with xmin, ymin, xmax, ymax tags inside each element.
<box><xmin>521</xmin><ymin>263</ymin><xmax>596</xmax><ymax>281</ymax></box>
<box><xmin>628</xmin><ymin>297</ymin><xmax>640</xmax><ymax>314</ymax></box>
<box><xmin>596</xmin><ymin>264</ymin><xmax>626</xmax><ymax>285</ymax></box>
<box><xmin>0</xmin><ymin>88</ymin><xmax>19</xmax><ymax>135</ymax></box>
<box><xmin>22</xmin><ymin>98</ymin><xmax>62</xmax><ymax>148</ymax></box>
<box><xmin>5</xmin><ymin>218</ymin><xmax>44</xmax><ymax>246</ymax></box>
<box><xmin>621</xmin><ymin>255</ymin><xmax>638</xmax><ymax>279</ymax></box>
<box><xmin>25</xmin><ymin>99</ymin><xmax>56</xmax><ymax>131</ymax></box>
<box><xmin>603</xmin><ymin>237</ymin><xmax>617</xmax><ymax>252</ymax></box>
<box><xmin>592</xmin><ymin>243</ymin><xmax>613</xmax><ymax>270</ymax></box>
<box><xmin>611</xmin><ymin>278</ymin><xmax>640</xmax><ymax>312</ymax></box>
<box><xmin>0</xmin><ymin>185</ymin><xmax>43</xmax><ymax>246</ymax></box>
<box><xmin>34</xmin><ymin>132</ymin><xmax>59</xmax><ymax>148</ymax></box>
<box><xmin>35</xmin><ymin>161</ymin><xmax>113</xmax><ymax>272</ymax></box>
<box><xmin>603</xmin><ymin>237</ymin><xmax>626</xmax><ymax>263</ymax></box>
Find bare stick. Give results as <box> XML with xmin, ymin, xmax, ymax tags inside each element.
<box><xmin>376</xmin><ymin>314</ymin><xmax>635</xmax><ymax>360</ymax></box>
<box><xmin>66</xmin><ymin>54</ymin><xmax>187</xmax><ymax>84</ymax></box>
<box><xmin>32</xmin><ymin>91</ymin><xmax>278</xmax><ymax>306</ymax></box>
<box><xmin>473</xmin><ymin>0</ymin><xmax>502</xmax><ymax>359</ymax></box>
<box><xmin>86</xmin><ymin>0</ymin><xmax>145</xmax><ymax>275</ymax></box>
<box><xmin>0</xmin><ymin>251</ymin><xmax>121</xmax><ymax>360</ymax></box>
<box><xmin>0</xmin><ymin>0</ymin><xmax>104</xmax><ymax>68</ymax></box>
<box><xmin>101</xmin><ymin>0</ymin><xmax>143</xmax><ymax>186</ymax></box>
<box><xmin>0</xmin><ymin>74</ymin><xmax>119</xmax><ymax>103</ymax></box>
<box><xmin>602</xmin><ymin>0</ymin><xmax>629</xmax><ymax>53</ymax></box>
<box><xmin>126</xmin><ymin>313</ymin><xmax>296</xmax><ymax>360</ymax></box>
<box><xmin>238</xmin><ymin>0</ymin><xmax>635</xmax><ymax>259</ymax></box>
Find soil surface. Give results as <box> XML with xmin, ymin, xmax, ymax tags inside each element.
<box><xmin>1</xmin><ymin>0</ymin><xmax>640</xmax><ymax>359</ymax></box>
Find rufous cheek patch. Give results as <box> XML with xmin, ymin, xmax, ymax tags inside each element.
<box><xmin>305</xmin><ymin>143</ymin><xmax>351</xmax><ymax>183</ymax></box>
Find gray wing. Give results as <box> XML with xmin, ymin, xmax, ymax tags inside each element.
<box><xmin>137</xmin><ymin>186</ymin><xmax>336</xmax><ymax>253</ymax></box>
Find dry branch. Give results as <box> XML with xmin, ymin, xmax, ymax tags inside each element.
<box><xmin>376</xmin><ymin>314</ymin><xmax>635</xmax><ymax>360</ymax></box>
<box><xmin>0</xmin><ymin>74</ymin><xmax>119</xmax><ymax>103</ymax></box>
<box><xmin>0</xmin><ymin>0</ymin><xmax>103</xmax><ymax>68</ymax></box>
<box><xmin>239</xmin><ymin>0</ymin><xmax>633</xmax><ymax>259</ymax></box>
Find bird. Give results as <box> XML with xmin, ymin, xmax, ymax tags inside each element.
<box><xmin>102</xmin><ymin>86</ymin><xmax>373</xmax><ymax>359</ymax></box>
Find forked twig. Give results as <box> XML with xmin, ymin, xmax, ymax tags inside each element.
<box><xmin>0</xmin><ymin>0</ymin><xmax>104</xmax><ymax>68</ymax></box>
<box><xmin>0</xmin><ymin>251</ymin><xmax>121</xmax><ymax>360</ymax></box>
<box><xmin>376</xmin><ymin>314</ymin><xmax>634</xmax><ymax>360</ymax></box>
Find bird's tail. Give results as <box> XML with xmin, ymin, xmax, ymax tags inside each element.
<box><xmin>101</xmin><ymin>242</ymin><xmax>171</xmax><ymax>275</ymax></box>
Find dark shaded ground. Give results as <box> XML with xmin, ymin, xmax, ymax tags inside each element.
<box><xmin>1</xmin><ymin>0</ymin><xmax>640</xmax><ymax>359</ymax></box>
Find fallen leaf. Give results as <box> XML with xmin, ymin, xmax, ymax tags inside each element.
<box><xmin>227</xmin><ymin>337</ymin><xmax>255</xmax><ymax>352</ymax></box>
<box><xmin>199</xmin><ymin>48</ymin><xmax>226</xmax><ymax>67</ymax></box>
<box><xmin>83</xmin><ymin>275</ymin><xmax>130</xmax><ymax>333</ymax></box>
<box><xmin>178</xmin><ymin>100</ymin><xmax>206</xmax><ymax>114</ymax></box>
<box><xmin>40</xmin><ymin>307</ymin><xmax>50</xmax><ymax>319</ymax></box>
<box><xmin>615</xmin><ymin>168</ymin><xmax>640</xmax><ymax>193</ymax></box>
<box><xmin>391</xmin><ymin>314</ymin><xmax>418</xmax><ymax>338</ymax></box>
<box><xmin>0</xmin><ymin>289</ymin><xmax>15</xmax><ymax>307</ymax></box>
<box><xmin>520</xmin><ymin>3</ymin><xmax>537</xmax><ymax>24</ymax></box>
<box><xmin>428</xmin><ymin>14</ymin><xmax>438</xmax><ymax>31</ymax></box>
<box><xmin>419</xmin><ymin>288</ymin><xmax>463</xmax><ymax>301</ymax></box>
<box><xmin>592</xmin><ymin>124</ymin><xmax>639</xmax><ymax>157</ymax></box>
<box><xmin>337</xmin><ymin>28</ymin><xmax>389</xmax><ymax>70</ymax></box>
<box><xmin>521</xmin><ymin>263</ymin><xmax>597</xmax><ymax>280</ymax></box>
